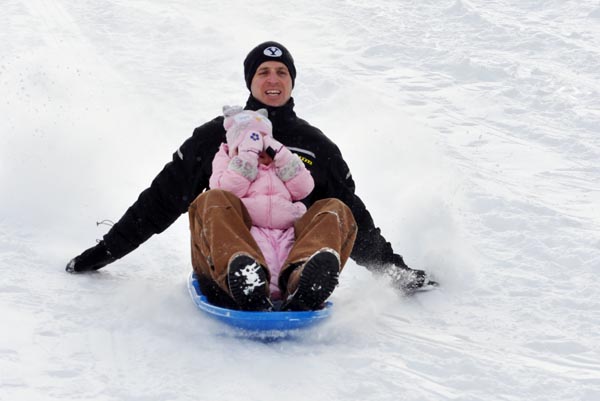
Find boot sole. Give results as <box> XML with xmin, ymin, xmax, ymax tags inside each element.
<box><xmin>227</xmin><ymin>255</ymin><xmax>272</xmax><ymax>311</ymax></box>
<box><xmin>283</xmin><ymin>251</ymin><xmax>340</xmax><ymax>311</ymax></box>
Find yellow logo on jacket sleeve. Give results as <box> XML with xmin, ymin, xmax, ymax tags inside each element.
<box><xmin>298</xmin><ymin>155</ymin><xmax>313</xmax><ymax>166</ymax></box>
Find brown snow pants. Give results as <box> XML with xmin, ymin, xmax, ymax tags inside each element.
<box><xmin>188</xmin><ymin>189</ymin><xmax>357</xmax><ymax>303</ymax></box>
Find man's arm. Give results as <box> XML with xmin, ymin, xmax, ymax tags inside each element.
<box><xmin>326</xmin><ymin>150</ymin><xmax>436</xmax><ymax>291</ymax></box>
<box><xmin>66</xmin><ymin>119</ymin><xmax>223</xmax><ymax>272</ymax></box>
<box><xmin>325</xmin><ymin>151</ymin><xmax>397</xmax><ymax>267</ymax></box>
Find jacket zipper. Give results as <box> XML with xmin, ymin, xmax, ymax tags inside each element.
<box><xmin>267</xmin><ymin>167</ymin><xmax>273</xmax><ymax>228</ymax></box>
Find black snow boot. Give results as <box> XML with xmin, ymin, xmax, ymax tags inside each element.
<box><xmin>227</xmin><ymin>254</ymin><xmax>272</xmax><ymax>311</ymax></box>
<box><xmin>282</xmin><ymin>248</ymin><xmax>340</xmax><ymax>311</ymax></box>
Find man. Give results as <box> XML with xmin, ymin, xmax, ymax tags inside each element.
<box><xmin>66</xmin><ymin>41</ymin><xmax>437</xmax><ymax>311</ymax></box>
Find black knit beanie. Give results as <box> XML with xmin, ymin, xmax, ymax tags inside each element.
<box><xmin>243</xmin><ymin>41</ymin><xmax>296</xmax><ymax>90</ymax></box>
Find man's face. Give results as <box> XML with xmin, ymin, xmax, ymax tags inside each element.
<box><xmin>250</xmin><ymin>61</ymin><xmax>293</xmax><ymax>107</ymax></box>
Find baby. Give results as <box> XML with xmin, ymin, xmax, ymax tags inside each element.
<box><xmin>209</xmin><ymin>106</ymin><xmax>314</xmax><ymax>302</ymax></box>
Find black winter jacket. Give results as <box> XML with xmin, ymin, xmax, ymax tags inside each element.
<box><xmin>103</xmin><ymin>96</ymin><xmax>407</xmax><ymax>271</ymax></box>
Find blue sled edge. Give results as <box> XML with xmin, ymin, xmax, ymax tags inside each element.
<box><xmin>187</xmin><ymin>271</ymin><xmax>332</xmax><ymax>331</ymax></box>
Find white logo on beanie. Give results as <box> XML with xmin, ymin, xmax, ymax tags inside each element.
<box><xmin>263</xmin><ymin>46</ymin><xmax>283</xmax><ymax>57</ymax></box>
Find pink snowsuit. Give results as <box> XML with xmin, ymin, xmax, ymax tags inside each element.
<box><xmin>209</xmin><ymin>107</ymin><xmax>314</xmax><ymax>300</ymax></box>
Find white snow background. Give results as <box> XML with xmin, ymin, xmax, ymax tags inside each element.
<box><xmin>1</xmin><ymin>1</ymin><xmax>599</xmax><ymax>400</ymax></box>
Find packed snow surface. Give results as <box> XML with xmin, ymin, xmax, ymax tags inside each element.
<box><xmin>1</xmin><ymin>1</ymin><xmax>599</xmax><ymax>400</ymax></box>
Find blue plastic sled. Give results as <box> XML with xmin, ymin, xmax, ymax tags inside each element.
<box><xmin>187</xmin><ymin>271</ymin><xmax>332</xmax><ymax>332</ymax></box>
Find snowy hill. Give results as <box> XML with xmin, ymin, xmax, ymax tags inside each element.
<box><xmin>1</xmin><ymin>1</ymin><xmax>599</xmax><ymax>400</ymax></box>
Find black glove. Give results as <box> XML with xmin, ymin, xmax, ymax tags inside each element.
<box><xmin>65</xmin><ymin>240</ymin><xmax>116</xmax><ymax>273</ymax></box>
<box><xmin>386</xmin><ymin>264</ymin><xmax>438</xmax><ymax>292</ymax></box>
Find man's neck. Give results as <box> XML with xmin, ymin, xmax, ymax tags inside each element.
<box><xmin>244</xmin><ymin>96</ymin><xmax>296</xmax><ymax>125</ymax></box>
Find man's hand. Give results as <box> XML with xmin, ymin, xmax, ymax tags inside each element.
<box><xmin>386</xmin><ymin>264</ymin><xmax>438</xmax><ymax>293</ymax></box>
<box><xmin>65</xmin><ymin>240</ymin><xmax>116</xmax><ymax>273</ymax></box>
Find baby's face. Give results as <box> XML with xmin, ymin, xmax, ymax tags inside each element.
<box><xmin>258</xmin><ymin>151</ymin><xmax>273</xmax><ymax>166</ymax></box>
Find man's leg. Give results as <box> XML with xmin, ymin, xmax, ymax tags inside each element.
<box><xmin>280</xmin><ymin>198</ymin><xmax>357</xmax><ymax>310</ymax></box>
<box><xmin>188</xmin><ymin>189</ymin><xmax>271</xmax><ymax>310</ymax></box>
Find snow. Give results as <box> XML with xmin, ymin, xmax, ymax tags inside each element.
<box><xmin>1</xmin><ymin>0</ymin><xmax>599</xmax><ymax>400</ymax></box>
